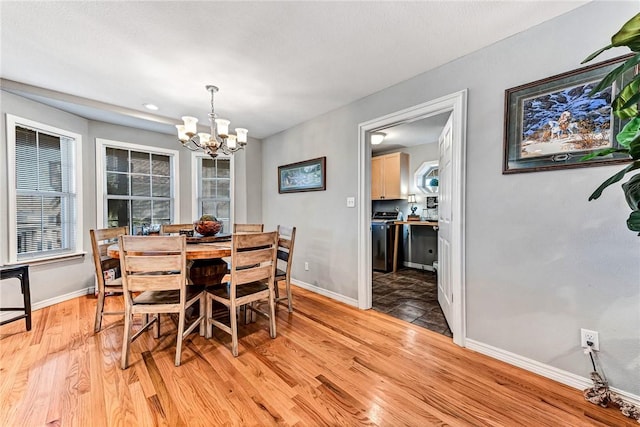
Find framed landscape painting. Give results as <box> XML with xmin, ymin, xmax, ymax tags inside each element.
<box><xmin>278</xmin><ymin>156</ymin><xmax>326</xmax><ymax>193</ymax></box>
<box><xmin>503</xmin><ymin>55</ymin><xmax>635</xmax><ymax>174</ymax></box>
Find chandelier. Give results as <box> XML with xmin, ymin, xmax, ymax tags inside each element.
<box><xmin>175</xmin><ymin>85</ymin><xmax>248</xmax><ymax>158</ymax></box>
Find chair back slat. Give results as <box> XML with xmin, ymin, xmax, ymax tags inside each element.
<box><xmin>274</xmin><ymin>225</ymin><xmax>296</xmax><ymax>279</ymax></box>
<box><xmin>234</xmin><ymin>265</ymin><xmax>274</xmax><ymax>286</ymax></box>
<box><xmin>125</xmin><ymin>274</ymin><xmax>184</xmax><ymax>292</ymax></box>
<box><xmin>233</xmin><ymin>223</ymin><xmax>264</xmax><ymax>233</ymax></box>
<box><xmin>125</xmin><ymin>255</ymin><xmax>183</xmax><ymax>273</ymax></box>
<box><xmin>234</xmin><ymin>248</ymin><xmax>274</xmax><ymax>268</ymax></box>
<box><xmin>276</xmin><ymin>249</ymin><xmax>289</xmax><ymax>262</ymax></box>
<box><xmin>121</xmin><ymin>235</ymin><xmax>184</xmax><ymax>252</ymax></box>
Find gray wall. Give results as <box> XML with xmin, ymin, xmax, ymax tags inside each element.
<box><xmin>1</xmin><ymin>91</ymin><xmax>261</xmax><ymax>307</ymax></box>
<box><xmin>262</xmin><ymin>1</ymin><xmax>640</xmax><ymax>396</ymax></box>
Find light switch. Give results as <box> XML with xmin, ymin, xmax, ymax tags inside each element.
<box><xmin>346</xmin><ymin>197</ymin><xmax>356</xmax><ymax>208</ymax></box>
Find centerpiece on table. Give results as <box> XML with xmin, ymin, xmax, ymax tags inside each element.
<box><xmin>193</xmin><ymin>214</ymin><xmax>222</xmax><ymax>236</ymax></box>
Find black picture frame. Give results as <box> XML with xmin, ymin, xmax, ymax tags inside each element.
<box><xmin>503</xmin><ymin>55</ymin><xmax>635</xmax><ymax>174</ymax></box>
<box><xmin>278</xmin><ymin>156</ymin><xmax>326</xmax><ymax>193</ymax></box>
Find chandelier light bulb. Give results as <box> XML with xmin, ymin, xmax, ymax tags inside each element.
<box><xmin>198</xmin><ymin>133</ymin><xmax>211</xmax><ymax>147</ymax></box>
<box><xmin>181</xmin><ymin>116</ymin><xmax>198</xmax><ymax>136</ymax></box>
<box><xmin>227</xmin><ymin>134</ymin><xmax>237</xmax><ymax>149</ymax></box>
<box><xmin>235</xmin><ymin>128</ymin><xmax>248</xmax><ymax>144</ymax></box>
<box><xmin>215</xmin><ymin>118</ymin><xmax>230</xmax><ymax>138</ymax></box>
<box><xmin>176</xmin><ymin>125</ymin><xmax>188</xmax><ymax>142</ymax></box>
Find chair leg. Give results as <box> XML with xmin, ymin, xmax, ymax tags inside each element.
<box><xmin>230</xmin><ymin>301</ymin><xmax>239</xmax><ymax>357</ymax></box>
<box><xmin>285</xmin><ymin>278</ymin><xmax>293</xmax><ymax>313</ymax></box>
<box><xmin>94</xmin><ymin>291</ymin><xmax>105</xmax><ymax>333</ymax></box>
<box><xmin>175</xmin><ymin>310</ymin><xmax>186</xmax><ymax>367</ymax></box>
<box><xmin>121</xmin><ymin>309</ymin><xmax>133</xmax><ymax>370</ymax></box>
<box><xmin>268</xmin><ymin>289</ymin><xmax>277</xmax><ymax>339</ymax></box>
<box><xmin>199</xmin><ymin>294</ymin><xmax>206</xmax><ymax>337</ymax></box>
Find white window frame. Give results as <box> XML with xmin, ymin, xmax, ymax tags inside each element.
<box><xmin>191</xmin><ymin>151</ymin><xmax>234</xmax><ymax>227</ymax></box>
<box><xmin>6</xmin><ymin>114</ymin><xmax>84</xmax><ymax>264</ymax></box>
<box><xmin>95</xmin><ymin>138</ymin><xmax>180</xmax><ymax>230</ymax></box>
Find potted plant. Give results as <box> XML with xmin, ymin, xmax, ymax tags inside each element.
<box><xmin>579</xmin><ymin>13</ymin><xmax>640</xmax><ymax>422</ymax></box>
<box><xmin>581</xmin><ymin>13</ymin><xmax>640</xmax><ymax>234</ymax></box>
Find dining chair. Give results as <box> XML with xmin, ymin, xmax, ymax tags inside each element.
<box><xmin>233</xmin><ymin>223</ymin><xmax>264</xmax><ymax>233</ymax></box>
<box><xmin>118</xmin><ymin>234</ymin><xmax>205</xmax><ymax>369</ymax></box>
<box><xmin>274</xmin><ymin>225</ymin><xmax>297</xmax><ymax>312</ymax></box>
<box><xmin>205</xmin><ymin>231</ymin><xmax>278</xmax><ymax>356</ymax></box>
<box><xmin>160</xmin><ymin>223</ymin><xmax>194</xmax><ymax>235</ymax></box>
<box><xmin>90</xmin><ymin>226</ymin><xmax>128</xmax><ymax>333</ymax></box>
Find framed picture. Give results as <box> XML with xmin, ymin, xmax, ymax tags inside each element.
<box><xmin>278</xmin><ymin>156</ymin><xmax>326</xmax><ymax>193</ymax></box>
<box><xmin>503</xmin><ymin>55</ymin><xmax>636</xmax><ymax>174</ymax></box>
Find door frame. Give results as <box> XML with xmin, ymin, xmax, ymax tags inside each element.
<box><xmin>356</xmin><ymin>89</ymin><xmax>467</xmax><ymax>346</ymax></box>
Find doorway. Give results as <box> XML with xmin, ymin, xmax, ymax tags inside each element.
<box><xmin>357</xmin><ymin>90</ymin><xmax>467</xmax><ymax>347</ymax></box>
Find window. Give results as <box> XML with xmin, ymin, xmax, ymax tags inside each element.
<box><xmin>415</xmin><ymin>160</ymin><xmax>439</xmax><ymax>194</ymax></box>
<box><xmin>6</xmin><ymin>115</ymin><xmax>82</xmax><ymax>263</ymax></box>
<box><xmin>195</xmin><ymin>155</ymin><xmax>232</xmax><ymax>233</ymax></box>
<box><xmin>97</xmin><ymin>139</ymin><xmax>178</xmax><ymax>235</ymax></box>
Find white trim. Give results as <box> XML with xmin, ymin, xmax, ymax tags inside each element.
<box><xmin>5</xmin><ymin>114</ymin><xmax>84</xmax><ymax>264</ymax></box>
<box><xmin>190</xmin><ymin>151</ymin><xmax>235</xmax><ymax>225</ymax></box>
<box><xmin>291</xmin><ymin>278</ymin><xmax>359</xmax><ymax>307</ymax></box>
<box><xmin>465</xmin><ymin>339</ymin><xmax>640</xmax><ymax>407</ymax></box>
<box><xmin>0</xmin><ymin>287</ymin><xmax>93</xmax><ymax>324</ymax></box>
<box><xmin>95</xmin><ymin>138</ymin><xmax>180</xmax><ymax>228</ymax></box>
<box><xmin>357</xmin><ymin>90</ymin><xmax>468</xmax><ymax>347</ymax></box>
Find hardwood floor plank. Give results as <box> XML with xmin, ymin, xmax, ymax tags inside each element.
<box><xmin>1</xmin><ymin>286</ymin><xmax>635</xmax><ymax>426</ymax></box>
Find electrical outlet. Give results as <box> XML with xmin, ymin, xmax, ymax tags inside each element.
<box><xmin>581</xmin><ymin>328</ymin><xmax>599</xmax><ymax>351</ymax></box>
<box><xmin>304</xmin><ymin>262</ymin><xmax>309</xmax><ymax>271</ymax></box>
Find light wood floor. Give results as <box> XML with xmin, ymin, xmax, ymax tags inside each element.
<box><xmin>0</xmin><ymin>285</ymin><xmax>633</xmax><ymax>426</ymax></box>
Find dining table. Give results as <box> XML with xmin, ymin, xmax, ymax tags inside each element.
<box><xmin>107</xmin><ymin>234</ymin><xmax>232</xmax><ymax>286</ymax></box>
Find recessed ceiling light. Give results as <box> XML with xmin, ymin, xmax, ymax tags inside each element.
<box><xmin>143</xmin><ymin>103</ymin><xmax>159</xmax><ymax>111</ymax></box>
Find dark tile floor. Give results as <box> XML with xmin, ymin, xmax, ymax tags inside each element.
<box><xmin>372</xmin><ymin>267</ymin><xmax>452</xmax><ymax>337</ymax></box>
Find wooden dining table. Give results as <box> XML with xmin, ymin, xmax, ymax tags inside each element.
<box><xmin>107</xmin><ymin>237</ymin><xmax>232</xmax><ymax>286</ymax></box>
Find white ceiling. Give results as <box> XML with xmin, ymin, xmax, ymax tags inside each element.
<box><xmin>372</xmin><ymin>112</ymin><xmax>451</xmax><ymax>154</ymax></box>
<box><xmin>0</xmin><ymin>1</ymin><xmax>588</xmax><ymax>140</ymax></box>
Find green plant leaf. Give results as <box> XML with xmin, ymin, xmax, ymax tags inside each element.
<box><xmin>622</xmin><ymin>173</ymin><xmax>640</xmax><ymax>210</ymax></box>
<box><xmin>620</xmin><ymin>91</ymin><xmax>640</xmax><ymax>110</ymax></box>
<box><xmin>580</xmin><ymin>148</ymin><xmax>629</xmax><ymax>161</ymax></box>
<box><xmin>626</xmin><ymin>210</ymin><xmax>640</xmax><ymax>232</ymax></box>
<box><xmin>582</xmin><ymin>44</ymin><xmax>614</xmax><ymax>63</ymax></box>
<box><xmin>612</xmin><ymin>78</ymin><xmax>640</xmax><ymax>119</ymax></box>
<box><xmin>617</xmin><ymin>117</ymin><xmax>640</xmax><ymax>148</ymax></box>
<box><xmin>630</xmin><ymin>133</ymin><xmax>640</xmax><ymax>159</ymax></box>
<box><xmin>611</xmin><ymin>13</ymin><xmax>640</xmax><ymax>49</ymax></box>
<box><xmin>588</xmin><ymin>161</ymin><xmax>640</xmax><ymax>201</ymax></box>
<box><xmin>591</xmin><ymin>54</ymin><xmax>640</xmax><ymax>95</ymax></box>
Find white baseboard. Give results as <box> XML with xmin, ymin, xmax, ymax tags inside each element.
<box><xmin>291</xmin><ymin>278</ymin><xmax>358</xmax><ymax>307</ymax></box>
<box><xmin>0</xmin><ymin>287</ymin><xmax>94</xmax><ymax>323</ymax></box>
<box><xmin>403</xmin><ymin>261</ymin><xmax>435</xmax><ymax>272</ymax></box>
<box><xmin>465</xmin><ymin>338</ymin><xmax>640</xmax><ymax>407</ymax></box>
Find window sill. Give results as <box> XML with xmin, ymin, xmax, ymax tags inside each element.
<box><xmin>4</xmin><ymin>252</ymin><xmax>87</xmax><ymax>267</ymax></box>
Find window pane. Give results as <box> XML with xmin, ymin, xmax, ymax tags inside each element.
<box><xmin>42</xmin><ymin>196</ymin><xmax>62</xmax><ymax>251</ymax></box>
<box><xmin>202</xmin><ymin>159</ymin><xmax>215</xmax><ymax>178</ymax></box>
<box><xmin>106</xmin><ymin>148</ymin><xmax>128</xmax><ymax>172</ymax></box>
<box><xmin>16</xmin><ymin>195</ymin><xmax>42</xmax><ymax>253</ymax></box>
<box><xmin>16</xmin><ymin>127</ymin><xmax>38</xmax><ymax>190</ymax></box>
<box><xmin>202</xmin><ymin>180</ymin><xmax>215</xmax><ymax>198</ymax></box>
<box><xmin>217</xmin><ymin>159</ymin><xmax>230</xmax><ymax>178</ymax></box>
<box><xmin>152</xmin><ymin>154</ymin><xmax>170</xmax><ymax>176</ymax></box>
<box><xmin>132</xmin><ymin>175</ymin><xmax>151</xmax><ymax>196</ymax></box>
<box><xmin>132</xmin><ymin>200</ymin><xmax>151</xmax><ymax>228</ymax></box>
<box><xmin>217</xmin><ymin>179</ymin><xmax>230</xmax><ymax>196</ymax></box>
<box><xmin>107</xmin><ymin>199</ymin><xmax>129</xmax><ymax>228</ymax></box>
<box><xmin>131</xmin><ymin>151</ymin><xmax>150</xmax><ymax>174</ymax></box>
<box><xmin>152</xmin><ymin>200</ymin><xmax>171</xmax><ymax>224</ymax></box>
<box><xmin>107</xmin><ymin>172</ymin><xmax>129</xmax><ymax>195</ymax></box>
<box><xmin>38</xmin><ymin>133</ymin><xmax>62</xmax><ymax>192</ymax></box>
<box><xmin>152</xmin><ymin>176</ymin><xmax>170</xmax><ymax>197</ymax></box>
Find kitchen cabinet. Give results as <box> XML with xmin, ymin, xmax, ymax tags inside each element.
<box><xmin>371</xmin><ymin>152</ymin><xmax>409</xmax><ymax>200</ymax></box>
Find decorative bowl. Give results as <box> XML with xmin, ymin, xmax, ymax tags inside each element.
<box><xmin>193</xmin><ymin>220</ymin><xmax>222</xmax><ymax>236</ymax></box>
